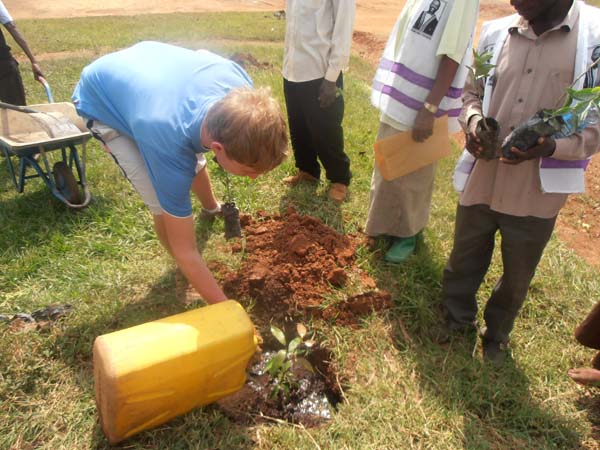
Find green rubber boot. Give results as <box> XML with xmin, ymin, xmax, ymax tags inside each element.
<box><xmin>384</xmin><ymin>235</ymin><xmax>417</xmax><ymax>263</ymax></box>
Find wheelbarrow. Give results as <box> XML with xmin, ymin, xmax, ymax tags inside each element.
<box><xmin>0</xmin><ymin>78</ymin><xmax>92</xmax><ymax>209</ymax></box>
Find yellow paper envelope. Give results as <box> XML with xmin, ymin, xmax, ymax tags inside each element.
<box><xmin>374</xmin><ymin>116</ymin><xmax>451</xmax><ymax>181</ymax></box>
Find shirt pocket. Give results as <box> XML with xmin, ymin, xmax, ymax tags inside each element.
<box><xmin>543</xmin><ymin>70</ymin><xmax>573</xmax><ymax>110</ymax></box>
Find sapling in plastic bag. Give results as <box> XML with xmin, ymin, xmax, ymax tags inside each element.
<box><xmin>502</xmin><ymin>67</ymin><xmax>600</xmax><ymax>159</ymax></box>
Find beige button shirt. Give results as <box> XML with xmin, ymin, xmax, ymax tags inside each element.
<box><xmin>459</xmin><ymin>3</ymin><xmax>600</xmax><ymax>218</ymax></box>
<box><xmin>282</xmin><ymin>0</ymin><xmax>355</xmax><ymax>83</ymax></box>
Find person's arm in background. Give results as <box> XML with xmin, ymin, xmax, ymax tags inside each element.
<box><xmin>318</xmin><ymin>0</ymin><xmax>356</xmax><ymax>108</ymax></box>
<box><xmin>460</xmin><ymin>54</ymin><xmax>487</xmax><ymax>158</ymax></box>
<box><xmin>3</xmin><ymin>20</ymin><xmax>44</xmax><ymax>80</ymax></box>
<box><xmin>412</xmin><ymin>56</ymin><xmax>460</xmax><ymax>142</ymax></box>
<box><xmin>412</xmin><ymin>0</ymin><xmax>479</xmax><ymax>142</ymax></box>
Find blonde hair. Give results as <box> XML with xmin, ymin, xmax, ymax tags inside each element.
<box><xmin>205</xmin><ymin>87</ymin><xmax>288</xmax><ymax>173</ymax></box>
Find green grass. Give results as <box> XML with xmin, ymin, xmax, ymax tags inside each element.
<box><xmin>1</xmin><ymin>12</ymin><xmax>600</xmax><ymax>450</ymax></box>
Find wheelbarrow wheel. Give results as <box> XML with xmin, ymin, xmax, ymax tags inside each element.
<box><xmin>53</xmin><ymin>161</ymin><xmax>82</xmax><ymax>205</ymax></box>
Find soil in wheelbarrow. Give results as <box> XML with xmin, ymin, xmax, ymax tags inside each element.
<box><xmin>213</xmin><ymin>208</ymin><xmax>393</xmax><ymax>426</ymax></box>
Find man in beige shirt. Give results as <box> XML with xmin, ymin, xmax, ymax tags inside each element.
<box><xmin>439</xmin><ymin>0</ymin><xmax>600</xmax><ymax>363</ymax></box>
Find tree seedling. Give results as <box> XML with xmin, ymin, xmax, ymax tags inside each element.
<box><xmin>212</xmin><ymin>159</ymin><xmax>242</xmax><ymax>239</ymax></box>
<box><xmin>264</xmin><ymin>323</ymin><xmax>315</xmax><ymax>400</ymax></box>
<box><xmin>502</xmin><ymin>57</ymin><xmax>600</xmax><ymax>159</ymax></box>
<box><xmin>467</xmin><ymin>49</ymin><xmax>500</xmax><ymax>159</ymax></box>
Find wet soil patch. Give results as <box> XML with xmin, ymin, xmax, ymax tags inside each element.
<box><xmin>217</xmin><ymin>344</ymin><xmax>341</xmax><ymax>426</ymax></box>
<box><xmin>215</xmin><ymin>208</ymin><xmax>392</xmax><ymax>426</ymax></box>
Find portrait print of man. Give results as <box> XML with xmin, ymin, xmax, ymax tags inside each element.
<box><xmin>412</xmin><ymin>0</ymin><xmax>444</xmax><ymax>37</ymax></box>
<box><xmin>584</xmin><ymin>45</ymin><xmax>600</xmax><ymax>88</ymax></box>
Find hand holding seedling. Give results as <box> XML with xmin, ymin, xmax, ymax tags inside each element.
<box><xmin>318</xmin><ymin>79</ymin><xmax>337</xmax><ymax>108</ymax></box>
<box><xmin>412</xmin><ymin>107</ymin><xmax>435</xmax><ymax>142</ymax></box>
<box><xmin>465</xmin><ymin>114</ymin><xmax>485</xmax><ymax>157</ymax></box>
<box><xmin>501</xmin><ymin>136</ymin><xmax>556</xmax><ymax>165</ymax></box>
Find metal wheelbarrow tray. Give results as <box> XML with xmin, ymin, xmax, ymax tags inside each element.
<box><xmin>0</xmin><ymin>101</ymin><xmax>92</xmax><ymax>209</ymax></box>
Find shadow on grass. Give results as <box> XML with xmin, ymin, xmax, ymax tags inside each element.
<box><xmin>0</xmin><ymin>178</ymin><xmax>116</xmax><ymax>254</ymax></box>
<box><xmin>574</xmin><ymin>393</ymin><xmax>600</xmax><ymax>443</ymax></box>
<box><xmin>368</xmin><ymin>232</ymin><xmax>584</xmax><ymax>448</ymax></box>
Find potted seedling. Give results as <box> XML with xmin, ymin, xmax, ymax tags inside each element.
<box><xmin>212</xmin><ymin>158</ymin><xmax>242</xmax><ymax>239</ymax></box>
<box><xmin>502</xmin><ymin>58</ymin><xmax>600</xmax><ymax>159</ymax></box>
<box><xmin>467</xmin><ymin>49</ymin><xmax>501</xmax><ymax>159</ymax></box>
<box><xmin>264</xmin><ymin>323</ymin><xmax>315</xmax><ymax>401</ymax></box>
<box><xmin>221</xmin><ymin>172</ymin><xmax>242</xmax><ymax>239</ymax></box>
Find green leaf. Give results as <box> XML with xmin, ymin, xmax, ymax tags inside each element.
<box><xmin>288</xmin><ymin>337</ymin><xmax>302</xmax><ymax>355</ymax></box>
<box><xmin>270</xmin><ymin>325</ymin><xmax>286</xmax><ymax>346</ymax></box>
<box><xmin>270</xmin><ymin>383</ymin><xmax>281</xmax><ymax>399</ymax></box>
<box><xmin>573</xmin><ymin>101</ymin><xmax>591</xmax><ymax>115</ymax></box>
<box><xmin>296</xmin><ymin>357</ymin><xmax>315</xmax><ymax>374</ymax></box>
<box><xmin>567</xmin><ymin>87</ymin><xmax>600</xmax><ymax>102</ymax></box>
<box><xmin>266</xmin><ymin>350</ymin><xmax>286</xmax><ymax>376</ymax></box>
<box><xmin>470</xmin><ymin>50</ymin><xmax>495</xmax><ymax>80</ymax></box>
<box><xmin>550</xmin><ymin>106</ymin><xmax>571</xmax><ymax>117</ymax></box>
<box><xmin>264</xmin><ymin>357</ymin><xmax>274</xmax><ymax>373</ymax></box>
<box><xmin>296</xmin><ymin>323</ymin><xmax>307</xmax><ymax>338</ymax></box>
<box><xmin>304</xmin><ymin>339</ymin><xmax>316</xmax><ymax>348</ymax></box>
<box><xmin>281</xmin><ymin>360</ymin><xmax>292</xmax><ymax>373</ymax></box>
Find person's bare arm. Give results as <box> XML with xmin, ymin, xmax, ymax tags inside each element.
<box><xmin>162</xmin><ymin>213</ymin><xmax>227</xmax><ymax>304</ymax></box>
<box><xmin>412</xmin><ymin>55</ymin><xmax>459</xmax><ymax>142</ymax></box>
<box><xmin>4</xmin><ymin>22</ymin><xmax>44</xmax><ymax>80</ymax></box>
<box><xmin>191</xmin><ymin>166</ymin><xmax>219</xmax><ymax>210</ymax></box>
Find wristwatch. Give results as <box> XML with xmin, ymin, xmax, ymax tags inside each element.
<box><xmin>423</xmin><ymin>101</ymin><xmax>439</xmax><ymax>114</ymax></box>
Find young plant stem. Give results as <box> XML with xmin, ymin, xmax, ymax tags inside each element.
<box><xmin>481</xmin><ymin>116</ymin><xmax>490</xmax><ymax>131</ymax></box>
<box><xmin>224</xmin><ymin>172</ymin><xmax>233</xmax><ymax>203</ymax></box>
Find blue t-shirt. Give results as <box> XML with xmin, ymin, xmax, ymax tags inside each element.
<box><xmin>72</xmin><ymin>41</ymin><xmax>253</xmax><ymax>217</ymax></box>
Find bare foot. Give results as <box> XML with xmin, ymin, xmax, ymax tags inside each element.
<box><xmin>568</xmin><ymin>367</ymin><xmax>600</xmax><ymax>386</ymax></box>
<box><xmin>592</xmin><ymin>351</ymin><xmax>600</xmax><ymax>370</ymax></box>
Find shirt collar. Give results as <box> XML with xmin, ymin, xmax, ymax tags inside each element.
<box><xmin>507</xmin><ymin>0</ymin><xmax>580</xmax><ymax>38</ymax></box>
<box><xmin>192</xmin><ymin>100</ymin><xmax>217</xmax><ymax>153</ymax></box>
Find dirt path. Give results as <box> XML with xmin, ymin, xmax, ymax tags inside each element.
<box><xmin>6</xmin><ymin>0</ymin><xmax>512</xmax><ymax>38</ymax></box>
<box><xmin>7</xmin><ymin>0</ymin><xmax>599</xmax><ymax>267</ymax></box>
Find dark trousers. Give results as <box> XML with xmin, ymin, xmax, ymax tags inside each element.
<box><xmin>442</xmin><ymin>204</ymin><xmax>556</xmax><ymax>344</ymax></box>
<box><xmin>283</xmin><ymin>75</ymin><xmax>351</xmax><ymax>185</ymax></box>
<box><xmin>0</xmin><ymin>58</ymin><xmax>26</xmax><ymax>106</ymax></box>
<box><xmin>575</xmin><ymin>302</ymin><xmax>600</xmax><ymax>350</ymax></box>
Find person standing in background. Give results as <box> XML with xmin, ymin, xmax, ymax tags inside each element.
<box><xmin>0</xmin><ymin>0</ymin><xmax>44</xmax><ymax>105</ymax></box>
<box><xmin>367</xmin><ymin>0</ymin><xmax>479</xmax><ymax>263</ymax></box>
<box><xmin>282</xmin><ymin>0</ymin><xmax>355</xmax><ymax>203</ymax></box>
<box><xmin>441</xmin><ymin>0</ymin><xmax>600</xmax><ymax>363</ymax></box>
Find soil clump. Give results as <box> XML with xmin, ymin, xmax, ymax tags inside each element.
<box><xmin>221</xmin><ymin>208</ymin><xmax>392</xmax><ymax>329</ymax></box>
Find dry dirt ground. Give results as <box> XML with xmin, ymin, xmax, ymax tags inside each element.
<box><xmin>8</xmin><ymin>0</ymin><xmax>600</xmax><ymax>266</ymax></box>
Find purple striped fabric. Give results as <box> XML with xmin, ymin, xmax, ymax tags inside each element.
<box><xmin>540</xmin><ymin>158</ymin><xmax>590</xmax><ymax>169</ymax></box>
<box><xmin>379</xmin><ymin>58</ymin><xmax>463</xmax><ymax>99</ymax></box>
<box><xmin>456</xmin><ymin>158</ymin><xmax>475</xmax><ymax>174</ymax></box>
<box><xmin>373</xmin><ymin>80</ymin><xmax>461</xmax><ymax>117</ymax></box>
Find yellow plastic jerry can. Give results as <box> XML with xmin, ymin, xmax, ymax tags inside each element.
<box><xmin>93</xmin><ymin>300</ymin><xmax>257</xmax><ymax>444</ymax></box>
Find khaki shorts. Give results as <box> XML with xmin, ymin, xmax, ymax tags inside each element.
<box><xmin>88</xmin><ymin>120</ymin><xmax>207</xmax><ymax>215</ymax></box>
